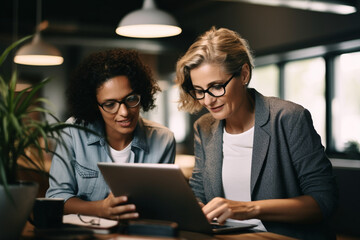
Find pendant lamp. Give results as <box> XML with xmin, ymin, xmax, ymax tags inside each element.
<box><xmin>14</xmin><ymin>0</ymin><xmax>64</xmax><ymax>66</ymax></box>
<box><xmin>116</xmin><ymin>0</ymin><xmax>182</xmax><ymax>38</ymax></box>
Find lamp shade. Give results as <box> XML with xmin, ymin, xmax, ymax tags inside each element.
<box><xmin>14</xmin><ymin>33</ymin><xmax>64</xmax><ymax>66</ymax></box>
<box><xmin>116</xmin><ymin>0</ymin><xmax>182</xmax><ymax>38</ymax></box>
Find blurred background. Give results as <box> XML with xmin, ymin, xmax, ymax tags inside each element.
<box><xmin>1</xmin><ymin>1</ymin><xmax>360</xmax><ymax>238</ymax></box>
<box><xmin>1</xmin><ymin>0</ymin><xmax>360</xmax><ymax>157</ymax></box>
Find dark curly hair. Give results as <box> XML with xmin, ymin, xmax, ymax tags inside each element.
<box><xmin>67</xmin><ymin>48</ymin><xmax>160</xmax><ymax>124</ymax></box>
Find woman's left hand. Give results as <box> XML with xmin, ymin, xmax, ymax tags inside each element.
<box><xmin>99</xmin><ymin>192</ymin><xmax>139</xmax><ymax>220</ymax></box>
<box><xmin>202</xmin><ymin>197</ymin><xmax>258</xmax><ymax>224</ymax></box>
<box><xmin>202</xmin><ymin>195</ymin><xmax>322</xmax><ymax>224</ymax></box>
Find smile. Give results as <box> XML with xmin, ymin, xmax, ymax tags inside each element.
<box><xmin>209</xmin><ymin>105</ymin><xmax>224</xmax><ymax>113</ymax></box>
<box><xmin>116</xmin><ymin>119</ymin><xmax>132</xmax><ymax>127</ymax></box>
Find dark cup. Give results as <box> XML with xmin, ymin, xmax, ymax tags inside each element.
<box><xmin>30</xmin><ymin>197</ymin><xmax>64</xmax><ymax>229</ymax></box>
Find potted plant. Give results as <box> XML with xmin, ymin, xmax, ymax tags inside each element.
<box><xmin>0</xmin><ymin>37</ymin><xmax>79</xmax><ymax>239</ymax></box>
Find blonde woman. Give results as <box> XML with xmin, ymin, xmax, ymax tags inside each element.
<box><xmin>176</xmin><ymin>27</ymin><xmax>337</xmax><ymax>240</ymax></box>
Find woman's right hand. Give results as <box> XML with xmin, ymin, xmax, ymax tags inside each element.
<box><xmin>98</xmin><ymin>192</ymin><xmax>139</xmax><ymax>220</ymax></box>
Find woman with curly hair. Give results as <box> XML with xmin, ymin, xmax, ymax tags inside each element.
<box><xmin>46</xmin><ymin>49</ymin><xmax>176</xmax><ymax>220</ymax></box>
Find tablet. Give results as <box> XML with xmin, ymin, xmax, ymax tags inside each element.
<box><xmin>97</xmin><ymin>162</ymin><xmax>256</xmax><ymax>234</ymax></box>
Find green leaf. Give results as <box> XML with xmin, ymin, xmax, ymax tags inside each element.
<box><xmin>0</xmin><ymin>76</ymin><xmax>8</xmax><ymax>97</ymax></box>
<box><xmin>2</xmin><ymin>116</ymin><xmax>9</xmax><ymax>143</ymax></box>
<box><xmin>0</xmin><ymin>35</ymin><xmax>32</xmax><ymax>66</ymax></box>
<box><xmin>17</xmin><ymin>79</ymin><xmax>50</xmax><ymax>114</ymax></box>
<box><xmin>4</xmin><ymin>72</ymin><xmax>17</xmax><ymax>114</ymax></box>
<box><xmin>13</xmin><ymin>85</ymin><xmax>33</xmax><ymax>110</ymax></box>
<box><xmin>9</xmin><ymin>113</ymin><xmax>22</xmax><ymax>135</ymax></box>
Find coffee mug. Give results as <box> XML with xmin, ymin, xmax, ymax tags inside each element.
<box><xmin>30</xmin><ymin>197</ymin><xmax>64</xmax><ymax>229</ymax></box>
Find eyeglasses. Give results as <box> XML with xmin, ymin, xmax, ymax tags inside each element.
<box><xmin>188</xmin><ymin>73</ymin><xmax>236</xmax><ymax>100</ymax></box>
<box><xmin>98</xmin><ymin>93</ymin><xmax>141</xmax><ymax>114</ymax></box>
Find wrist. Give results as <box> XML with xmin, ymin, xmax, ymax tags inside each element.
<box><xmin>245</xmin><ymin>201</ymin><xmax>261</xmax><ymax>219</ymax></box>
<box><xmin>96</xmin><ymin>200</ymin><xmax>104</xmax><ymax>218</ymax></box>
<box><xmin>253</xmin><ymin>202</ymin><xmax>261</xmax><ymax>219</ymax></box>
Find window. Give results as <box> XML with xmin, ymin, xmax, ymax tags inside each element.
<box><xmin>332</xmin><ymin>52</ymin><xmax>360</xmax><ymax>156</ymax></box>
<box><xmin>141</xmin><ymin>84</ymin><xmax>166</xmax><ymax>126</ymax></box>
<box><xmin>251</xmin><ymin>64</ymin><xmax>279</xmax><ymax>97</ymax></box>
<box><xmin>168</xmin><ymin>85</ymin><xmax>189</xmax><ymax>143</ymax></box>
<box><xmin>142</xmin><ymin>80</ymin><xmax>189</xmax><ymax>143</ymax></box>
<box><xmin>284</xmin><ymin>57</ymin><xmax>326</xmax><ymax>146</ymax></box>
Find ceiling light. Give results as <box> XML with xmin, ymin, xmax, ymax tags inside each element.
<box><xmin>221</xmin><ymin>0</ymin><xmax>357</xmax><ymax>15</ymax></box>
<box><xmin>14</xmin><ymin>32</ymin><xmax>64</xmax><ymax>66</ymax></box>
<box><xmin>14</xmin><ymin>0</ymin><xmax>64</xmax><ymax>66</ymax></box>
<box><xmin>116</xmin><ymin>0</ymin><xmax>182</xmax><ymax>38</ymax></box>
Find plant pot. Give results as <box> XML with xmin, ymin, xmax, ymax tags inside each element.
<box><xmin>0</xmin><ymin>181</ymin><xmax>39</xmax><ymax>240</ymax></box>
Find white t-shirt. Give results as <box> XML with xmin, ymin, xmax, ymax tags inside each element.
<box><xmin>109</xmin><ymin>142</ymin><xmax>135</xmax><ymax>163</ymax></box>
<box><xmin>222</xmin><ymin>126</ymin><xmax>267</xmax><ymax>232</ymax></box>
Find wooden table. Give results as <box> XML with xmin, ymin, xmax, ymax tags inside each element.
<box><xmin>21</xmin><ymin>221</ymin><xmax>297</xmax><ymax>240</ymax></box>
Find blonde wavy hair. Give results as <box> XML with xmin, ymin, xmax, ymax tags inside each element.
<box><xmin>175</xmin><ymin>27</ymin><xmax>254</xmax><ymax>114</ymax></box>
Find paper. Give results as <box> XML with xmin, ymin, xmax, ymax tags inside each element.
<box><xmin>63</xmin><ymin>214</ymin><xmax>118</xmax><ymax>233</ymax></box>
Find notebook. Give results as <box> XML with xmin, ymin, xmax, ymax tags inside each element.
<box><xmin>97</xmin><ymin>162</ymin><xmax>256</xmax><ymax>234</ymax></box>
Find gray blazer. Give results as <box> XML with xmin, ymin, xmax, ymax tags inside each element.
<box><xmin>190</xmin><ymin>89</ymin><xmax>338</xmax><ymax>239</ymax></box>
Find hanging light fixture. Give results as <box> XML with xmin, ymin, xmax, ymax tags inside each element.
<box><xmin>116</xmin><ymin>0</ymin><xmax>182</xmax><ymax>38</ymax></box>
<box><xmin>14</xmin><ymin>0</ymin><xmax>64</xmax><ymax>66</ymax></box>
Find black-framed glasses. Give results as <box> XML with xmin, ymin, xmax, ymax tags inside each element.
<box><xmin>188</xmin><ymin>73</ymin><xmax>236</xmax><ymax>100</ymax></box>
<box><xmin>98</xmin><ymin>93</ymin><xmax>141</xmax><ymax>114</ymax></box>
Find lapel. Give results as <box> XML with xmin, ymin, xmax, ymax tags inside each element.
<box><xmin>131</xmin><ymin>117</ymin><xmax>149</xmax><ymax>163</ymax></box>
<box><xmin>204</xmin><ymin>118</ymin><xmax>225</xmax><ymax>198</ymax></box>
<box><xmin>250</xmin><ymin>89</ymin><xmax>271</xmax><ymax>194</ymax></box>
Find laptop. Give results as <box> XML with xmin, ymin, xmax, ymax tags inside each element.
<box><xmin>97</xmin><ymin>162</ymin><xmax>256</xmax><ymax>234</ymax></box>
